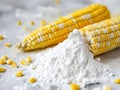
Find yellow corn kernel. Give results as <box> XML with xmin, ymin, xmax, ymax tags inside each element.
<box><xmin>55</xmin><ymin>0</ymin><xmax>60</xmax><ymax>4</ymax></box>
<box><xmin>5</xmin><ymin>43</ymin><xmax>11</xmax><ymax>47</ymax></box>
<box><xmin>20</xmin><ymin>59</ymin><xmax>29</xmax><ymax>66</ymax></box>
<box><xmin>0</xmin><ymin>35</ymin><xmax>4</xmax><ymax>40</ymax></box>
<box><xmin>15</xmin><ymin>71</ymin><xmax>24</xmax><ymax>77</ymax></box>
<box><xmin>114</xmin><ymin>78</ymin><xmax>120</xmax><ymax>84</ymax></box>
<box><xmin>20</xmin><ymin>59</ymin><xmax>26</xmax><ymax>65</ymax></box>
<box><xmin>1</xmin><ymin>55</ymin><xmax>8</xmax><ymax>60</ymax></box>
<box><xmin>29</xmin><ymin>77</ymin><xmax>37</xmax><ymax>83</ymax></box>
<box><xmin>7</xmin><ymin>59</ymin><xmax>13</xmax><ymax>65</ymax></box>
<box><xmin>30</xmin><ymin>21</ymin><xmax>35</xmax><ymax>26</ymax></box>
<box><xmin>26</xmin><ymin>56</ymin><xmax>32</xmax><ymax>63</ymax></box>
<box><xmin>11</xmin><ymin>62</ymin><xmax>18</xmax><ymax>68</ymax></box>
<box><xmin>17</xmin><ymin>21</ymin><xmax>22</xmax><ymax>26</ymax></box>
<box><xmin>40</xmin><ymin>20</ymin><xmax>46</xmax><ymax>26</ymax></box>
<box><xmin>0</xmin><ymin>59</ymin><xmax>6</xmax><ymax>65</ymax></box>
<box><xmin>70</xmin><ymin>83</ymin><xmax>80</xmax><ymax>90</ymax></box>
<box><xmin>103</xmin><ymin>85</ymin><xmax>112</xmax><ymax>90</ymax></box>
<box><xmin>0</xmin><ymin>67</ymin><xmax>6</xmax><ymax>73</ymax></box>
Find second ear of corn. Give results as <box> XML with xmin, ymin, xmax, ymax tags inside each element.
<box><xmin>80</xmin><ymin>17</ymin><xmax>120</xmax><ymax>55</ymax></box>
<box><xmin>17</xmin><ymin>4</ymin><xmax>110</xmax><ymax>52</ymax></box>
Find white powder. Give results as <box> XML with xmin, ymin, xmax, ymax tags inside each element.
<box><xmin>92</xmin><ymin>87</ymin><xmax>101</xmax><ymax>90</ymax></box>
<box><xmin>30</xmin><ymin>29</ymin><xmax>114</xmax><ymax>87</ymax></box>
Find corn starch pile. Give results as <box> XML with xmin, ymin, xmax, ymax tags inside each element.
<box><xmin>29</xmin><ymin>30</ymin><xmax>114</xmax><ymax>87</ymax></box>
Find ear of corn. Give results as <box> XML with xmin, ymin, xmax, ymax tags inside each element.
<box><xmin>79</xmin><ymin>17</ymin><xmax>120</xmax><ymax>55</ymax></box>
<box><xmin>17</xmin><ymin>4</ymin><xmax>110</xmax><ymax>51</ymax></box>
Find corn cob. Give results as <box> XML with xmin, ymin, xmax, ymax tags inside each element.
<box><xmin>17</xmin><ymin>4</ymin><xmax>110</xmax><ymax>51</ymax></box>
<box><xmin>80</xmin><ymin>17</ymin><xmax>120</xmax><ymax>56</ymax></box>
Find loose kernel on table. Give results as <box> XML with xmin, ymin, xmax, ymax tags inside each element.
<box><xmin>40</xmin><ymin>20</ymin><xmax>46</xmax><ymax>26</ymax></box>
<box><xmin>5</xmin><ymin>43</ymin><xmax>11</xmax><ymax>47</ymax></box>
<box><xmin>26</xmin><ymin>56</ymin><xmax>32</xmax><ymax>63</ymax></box>
<box><xmin>0</xmin><ymin>67</ymin><xmax>6</xmax><ymax>73</ymax></box>
<box><xmin>1</xmin><ymin>55</ymin><xmax>8</xmax><ymax>60</ymax></box>
<box><xmin>70</xmin><ymin>83</ymin><xmax>80</xmax><ymax>90</ymax></box>
<box><xmin>103</xmin><ymin>85</ymin><xmax>112</xmax><ymax>90</ymax></box>
<box><xmin>0</xmin><ymin>59</ymin><xmax>6</xmax><ymax>65</ymax></box>
<box><xmin>20</xmin><ymin>59</ymin><xmax>29</xmax><ymax>66</ymax></box>
<box><xmin>30</xmin><ymin>21</ymin><xmax>35</xmax><ymax>26</ymax></box>
<box><xmin>15</xmin><ymin>71</ymin><xmax>24</xmax><ymax>77</ymax></box>
<box><xmin>114</xmin><ymin>78</ymin><xmax>120</xmax><ymax>84</ymax></box>
<box><xmin>17</xmin><ymin>21</ymin><xmax>22</xmax><ymax>26</ymax></box>
<box><xmin>20</xmin><ymin>59</ymin><xmax>26</xmax><ymax>65</ymax></box>
<box><xmin>7</xmin><ymin>59</ymin><xmax>13</xmax><ymax>65</ymax></box>
<box><xmin>29</xmin><ymin>77</ymin><xmax>37</xmax><ymax>83</ymax></box>
<box><xmin>11</xmin><ymin>62</ymin><xmax>18</xmax><ymax>68</ymax></box>
<box><xmin>0</xmin><ymin>35</ymin><xmax>4</xmax><ymax>40</ymax></box>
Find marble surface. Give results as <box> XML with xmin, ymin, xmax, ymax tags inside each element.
<box><xmin>0</xmin><ymin>0</ymin><xmax>120</xmax><ymax>90</ymax></box>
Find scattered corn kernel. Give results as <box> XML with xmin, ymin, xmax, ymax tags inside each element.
<box><xmin>26</xmin><ymin>56</ymin><xmax>32</xmax><ymax>63</ymax></box>
<box><xmin>7</xmin><ymin>59</ymin><xmax>13</xmax><ymax>65</ymax></box>
<box><xmin>40</xmin><ymin>20</ymin><xmax>46</xmax><ymax>26</ymax></box>
<box><xmin>0</xmin><ymin>35</ymin><xmax>4</xmax><ymax>40</ymax></box>
<box><xmin>114</xmin><ymin>78</ymin><xmax>120</xmax><ymax>84</ymax></box>
<box><xmin>11</xmin><ymin>62</ymin><xmax>18</xmax><ymax>68</ymax></box>
<box><xmin>29</xmin><ymin>77</ymin><xmax>37</xmax><ymax>83</ymax></box>
<box><xmin>0</xmin><ymin>67</ymin><xmax>6</xmax><ymax>73</ymax></box>
<box><xmin>20</xmin><ymin>59</ymin><xmax>29</xmax><ymax>66</ymax></box>
<box><xmin>55</xmin><ymin>0</ymin><xmax>60</xmax><ymax>4</ymax></box>
<box><xmin>103</xmin><ymin>85</ymin><xmax>112</xmax><ymax>90</ymax></box>
<box><xmin>5</xmin><ymin>43</ymin><xmax>11</xmax><ymax>47</ymax></box>
<box><xmin>15</xmin><ymin>71</ymin><xmax>24</xmax><ymax>77</ymax></box>
<box><xmin>1</xmin><ymin>55</ymin><xmax>8</xmax><ymax>60</ymax></box>
<box><xmin>0</xmin><ymin>59</ymin><xmax>6</xmax><ymax>65</ymax></box>
<box><xmin>70</xmin><ymin>83</ymin><xmax>80</xmax><ymax>90</ymax></box>
<box><xmin>17</xmin><ymin>21</ymin><xmax>22</xmax><ymax>26</ymax></box>
<box><xmin>30</xmin><ymin>21</ymin><xmax>35</xmax><ymax>26</ymax></box>
<box><xmin>20</xmin><ymin>59</ymin><xmax>26</xmax><ymax>65</ymax></box>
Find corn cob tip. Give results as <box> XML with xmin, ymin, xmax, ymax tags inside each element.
<box><xmin>16</xmin><ymin>42</ymin><xmax>27</xmax><ymax>51</ymax></box>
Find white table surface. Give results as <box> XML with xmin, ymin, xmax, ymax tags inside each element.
<box><xmin>0</xmin><ymin>0</ymin><xmax>120</xmax><ymax>90</ymax></box>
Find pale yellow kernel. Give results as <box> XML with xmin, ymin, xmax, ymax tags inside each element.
<box><xmin>26</xmin><ymin>56</ymin><xmax>32</xmax><ymax>63</ymax></box>
<box><xmin>114</xmin><ymin>78</ymin><xmax>120</xmax><ymax>84</ymax></box>
<box><xmin>17</xmin><ymin>21</ymin><xmax>22</xmax><ymax>26</ymax></box>
<box><xmin>0</xmin><ymin>67</ymin><xmax>6</xmax><ymax>73</ymax></box>
<box><xmin>20</xmin><ymin>59</ymin><xmax>29</xmax><ymax>66</ymax></box>
<box><xmin>5</xmin><ymin>43</ymin><xmax>11</xmax><ymax>47</ymax></box>
<box><xmin>15</xmin><ymin>71</ymin><xmax>24</xmax><ymax>77</ymax></box>
<box><xmin>20</xmin><ymin>59</ymin><xmax>26</xmax><ymax>65</ymax></box>
<box><xmin>0</xmin><ymin>59</ymin><xmax>6</xmax><ymax>65</ymax></box>
<box><xmin>1</xmin><ymin>55</ymin><xmax>8</xmax><ymax>60</ymax></box>
<box><xmin>11</xmin><ymin>62</ymin><xmax>18</xmax><ymax>68</ymax></box>
<box><xmin>29</xmin><ymin>77</ymin><xmax>37</xmax><ymax>83</ymax></box>
<box><xmin>40</xmin><ymin>20</ymin><xmax>46</xmax><ymax>26</ymax></box>
<box><xmin>7</xmin><ymin>59</ymin><xmax>13</xmax><ymax>65</ymax></box>
<box><xmin>70</xmin><ymin>83</ymin><xmax>81</xmax><ymax>90</ymax></box>
<box><xmin>30</xmin><ymin>21</ymin><xmax>35</xmax><ymax>26</ymax></box>
<box><xmin>103</xmin><ymin>85</ymin><xmax>112</xmax><ymax>90</ymax></box>
<box><xmin>55</xmin><ymin>0</ymin><xmax>60</xmax><ymax>4</ymax></box>
<box><xmin>0</xmin><ymin>35</ymin><xmax>4</xmax><ymax>40</ymax></box>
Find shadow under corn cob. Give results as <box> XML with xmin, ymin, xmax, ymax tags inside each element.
<box><xmin>80</xmin><ymin>17</ymin><xmax>120</xmax><ymax>56</ymax></box>
<box><xmin>17</xmin><ymin>4</ymin><xmax>110</xmax><ymax>51</ymax></box>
